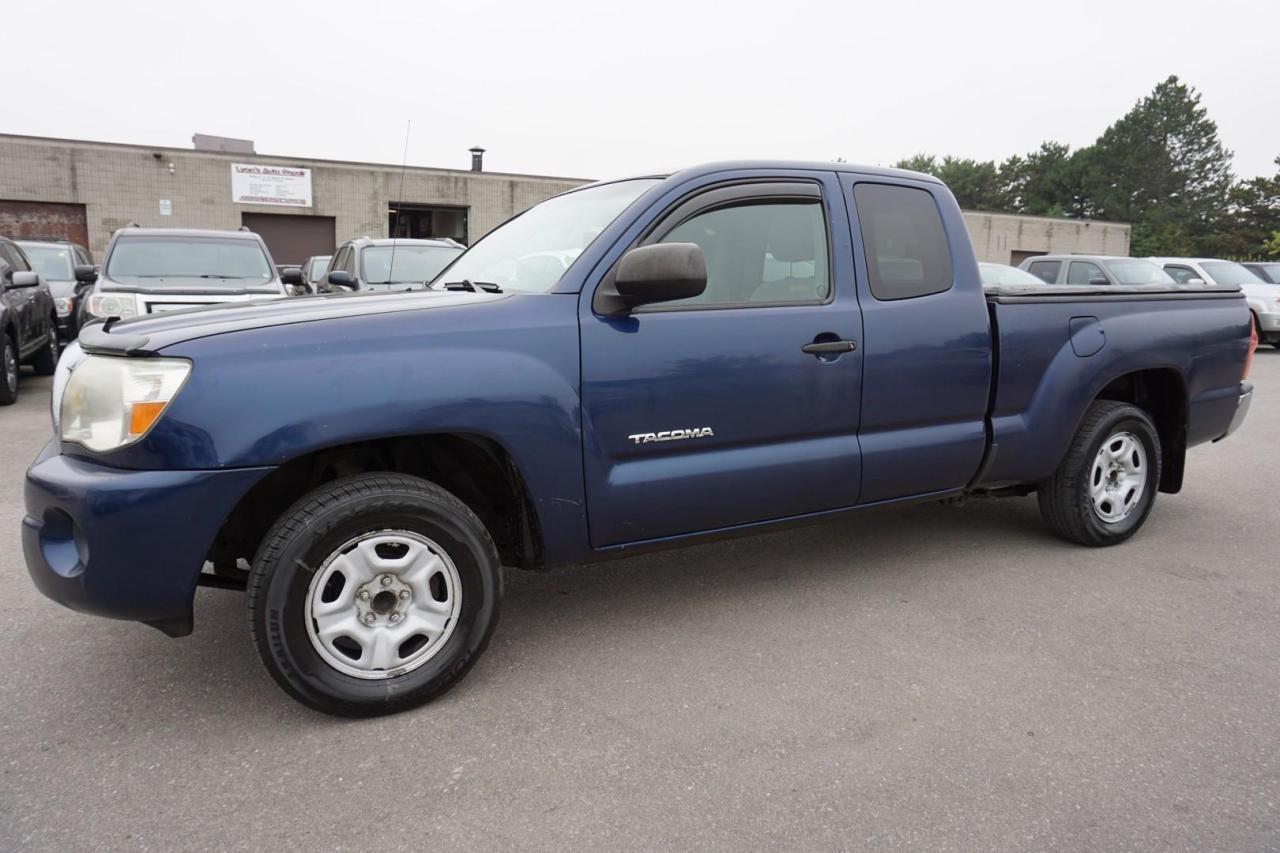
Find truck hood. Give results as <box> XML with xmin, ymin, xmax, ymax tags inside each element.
<box><xmin>77</xmin><ymin>289</ymin><xmax>508</xmax><ymax>356</ymax></box>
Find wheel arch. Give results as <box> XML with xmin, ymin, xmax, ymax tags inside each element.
<box><xmin>211</xmin><ymin>432</ymin><xmax>542</xmax><ymax>571</ymax></box>
<box><xmin>1092</xmin><ymin>367</ymin><xmax>1187</xmax><ymax>493</ymax></box>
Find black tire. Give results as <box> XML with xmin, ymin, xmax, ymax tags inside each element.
<box><xmin>0</xmin><ymin>333</ymin><xmax>17</xmax><ymax>406</ymax></box>
<box><xmin>30</xmin><ymin>327</ymin><xmax>60</xmax><ymax>376</ymax></box>
<box><xmin>1038</xmin><ymin>400</ymin><xmax>1162</xmax><ymax>547</ymax></box>
<box><xmin>248</xmin><ymin>473</ymin><xmax>502</xmax><ymax>717</ymax></box>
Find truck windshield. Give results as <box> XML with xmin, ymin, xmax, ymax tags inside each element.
<box><xmin>1201</xmin><ymin>260</ymin><xmax>1264</xmax><ymax>286</ymax></box>
<box><xmin>1106</xmin><ymin>259</ymin><xmax>1175</xmax><ymax>285</ymax></box>
<box><xmin>435</xmin><ymin>179</ymin><xmax>660</xmax><ymax>293</ymax></box>
<box><xmin>362</xmin><ymin>245</ymin><xmax>461</xmax><ymax>284</ymax></box>
<box><xmin>106</xmin><ymin>237</ymin><xmax>273</xmax><ymax>285</ymax></box>
<box><xmin>19</xmin><ymin>245</ymin><xmax>74</xmax><ymax>281</ymax></box>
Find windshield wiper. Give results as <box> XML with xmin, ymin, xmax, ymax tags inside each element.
<box><xmin>439</xmin><ymin>280</ymin><xmax>503</xmax><ymax>293</ymax></box>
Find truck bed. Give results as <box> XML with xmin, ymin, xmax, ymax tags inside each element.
<box><xmin>978</xmin><ymin>282</ymin><xmax>1250</xmax><ymax>491</ymax></box>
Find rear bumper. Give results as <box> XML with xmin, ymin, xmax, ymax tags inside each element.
<box><xmin>21</xmin><ymin>441</ymin><xmax>272</xmax><ymax>635</ymax></box>
<box><xmin>1215</xmin><ymin>382</ymin><xmax>1253</xmax><ymax>442</ymax></box>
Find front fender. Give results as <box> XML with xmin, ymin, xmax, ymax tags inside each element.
<box><xmin>70</xmin><ymin>294</ymin><xmax>591</xmax><ymax>564</ymax></box>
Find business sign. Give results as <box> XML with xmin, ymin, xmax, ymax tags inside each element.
<box><xmin>231</xmin><ymin>163</ymin><xmax>313</xmax><ymax>207</ymax></box>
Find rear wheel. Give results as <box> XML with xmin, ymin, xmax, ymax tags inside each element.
<box><xmin>31</xmin><ymin>327</ymin><xmax>59</xmax><ymax>376</ymax></box>
<box><xmin>1038</xmin><ymin>401</ymin><xmax>1161</xmax><ymax>546</ymax></box>
<box><xmin>0</xmin><ymin>333</ymin><xmax>17</xmax><ymax>406</ymax></box>
<box><xmin>248</xmin><ymin>473</ymin><xmax>501</xmax><ymax>717</ymax></box>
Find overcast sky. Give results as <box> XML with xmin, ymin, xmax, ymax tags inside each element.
<box><xmin>8</xmin><ymin>0</ymin><xmax>1278</xmax><ymax>181</ymax></box>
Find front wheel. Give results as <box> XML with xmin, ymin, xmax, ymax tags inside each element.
<box><xmin>248</xmin><ymin>473</ymin><xmax>502</xmax><ymax>717</ymax></box>
<box><xmin>1038</xmin><ymin>401</ymin><xmax>1162</xmax><ymax>546</ymax></box>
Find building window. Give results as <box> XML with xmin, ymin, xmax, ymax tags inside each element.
<box><xmin>389</xmin><ymin>204</ymin><xmax>469</xmax><ymax>245</ymax></box>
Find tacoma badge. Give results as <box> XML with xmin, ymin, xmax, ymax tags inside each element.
<box><xmin>627</xmin><ymin>427</ymin><xmax>715</xmax><ymax>445</ymax></box>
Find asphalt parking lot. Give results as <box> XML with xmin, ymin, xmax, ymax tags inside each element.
<box><xmin>1</xmin><ymin>353</ymin><xmax>1278</xmax><ymax>852</ymax></box>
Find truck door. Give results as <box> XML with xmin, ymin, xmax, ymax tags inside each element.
<box><xmin>840</xmin><ymin>177</ymin><xmax>992</xmax><ymax>503</ymax></box>
<box><xmin>579</xmin><ymin>174</ymin><xmax>864</xmax><ymax>547</ymax></box>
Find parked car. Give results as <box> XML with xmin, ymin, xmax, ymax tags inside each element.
<box><xmin>1151</xmin><ymin>257</ymin><xmax>1280</xmax><ymax>348</ymax></box>
<box><xmin>1020</xmin><ymin>254</ymin><xmax>1175</xmax><ymax>286</ymax></box>
<box><xmin>0</xmin><ymin>237</ymin><xmax>60</xmax><ymax>405</ymax></box>
<box><xmin>79</xmin><ymin>227</ymin><xmax>303</xmax><ymax>321</ymax></box>
<box><xmin>1242</xmin><ymin>261</ymin><xmax>1280</xmax><ymax>284</ymax></box>
<box><xmin>24</xmin><ymin>161</ymin><xmax>1255</xmax><ymax>715</ymax></box>
<box><xmin>15</xmin><ymin>239</ymin><xmax>94</xmax><ymax>341</ymax></box>
<box><xmin>302</xmin><ymin>255</ymin><xmax>331</xmax><ymax>291</ymax></box>
<box><xmin>978</xmin><ymin>262</ymin><xmax>1047</xmax><ymax>286</ymax></box>
<box><xmin>316</xmin><ymin>237</ymin><xmax>463</xmax><ymax>293</ymax></box>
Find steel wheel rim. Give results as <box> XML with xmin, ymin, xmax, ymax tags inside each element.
<box><xmin>304</xmin><ymin>530</ymin><xmax>462</xmax><ymax>680</ymax></box>
<box><xmin>3</xmin><ymin>342</ymin><xmax>16</xmax><ymax>393</ymax></box>
<box><xmin>1090</xmin><ymin>430</ymin><xmax>1147</xmax><ymax>523</ymax></box>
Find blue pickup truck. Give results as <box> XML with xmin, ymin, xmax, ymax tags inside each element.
<box><xmin>23</xmin><ymin>162</ymin><xmax>1256</xmax><ymax>716</ymax></box>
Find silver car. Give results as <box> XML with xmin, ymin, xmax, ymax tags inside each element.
<box><xmin>1019</xmin><ymin>254</ymin><xmax>1176</xmax><ymax>287</ymax></box>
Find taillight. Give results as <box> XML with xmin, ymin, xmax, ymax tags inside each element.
<box><xmin>1243</xmin><ymin>316</ymin><xmax>1258</xmax><ymax>380</ymax></box>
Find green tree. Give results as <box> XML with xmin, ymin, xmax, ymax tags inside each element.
<box><xmin>894</xmin><ymin>153</ymin><xmax>939</xmax><ymax>175</ymax></box>
<box><xmin>999</xmin><ymin>142</ymin><xmax>1088</xmax><ymax>217</ymax></box>
<box><xmin>1203</xmin><ymin>156</ymin><xmax>1280</xmax><ymax>258</ymax></box>
<box><xmin>1080</xmin><ymin>75</ymin><xmax>1234</xmax><ymax>255</ymax></box>
<box><xmin>1264</xmin><ymin>231</ymin><xmax>1280</xmax><ymax>258</ymax></box>
<box><xmin>893</xmin><ymin>154</ymin><xmax>1007</xmax><ymax>211</ymax></box>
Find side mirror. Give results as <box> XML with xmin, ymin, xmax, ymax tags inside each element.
<box><xmin>280</xmin><ymin>266</ymin><xmax>304</xmax><ymax>286</ymax></box>
<box><xmin>74</xmin><ymin>264</ymin><xmax>98</xmax><ymax>284</ymax></box>
<box><xmin>1088</xmin><ymin>277</ymin><xmax>1110</xmax><ymax>286</ymax></box>
<box><xmin>8</xmin><ymin>271</ymin><xmax>40</xmax><ymax>289</ymax></box>
<box><xmin>1187</xmin><ymin>277</ymin><xmax>1206</xmax><ymax>286</ymax></box>
<box><xmin>327</xmin><ymin>270</ymin><xmax>354</xmax><ymax>291</ymax></box>
<box><xmin>600</xmin><ymin>243</ymin><xmax>707</xmax><ymax>314</ymax></box>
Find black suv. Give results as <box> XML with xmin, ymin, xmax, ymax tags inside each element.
<box><xmin>0</xmin><ymin>237</ymin><xmax>60</xmax><ymax>405</ymax></box>
<box><xmin>316</xmin><ymin>237</ymin><xmax>463</xmax><ymax>293</ymax></box>
<box><xmin>16</xmin><ymin>239</ymin><xmax>95</xmax><ymax>341</ymax></box>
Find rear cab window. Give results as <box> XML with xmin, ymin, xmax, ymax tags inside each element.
<box><xmin>1027</xmin><ymin>260</ymin><xmax>1060</xmax><ymax>283</ymax></box>
<box><xmin>853</xmin><ymin>183</ymin><xmax>952</xmax><ymax>300</ymax></box>
<box><xmin>1067</xmin><ymin>261</ymin><xmax>1106</xmax><ymax>285</ymax></box>
<box><xmin>1163</xmin><ymin>264</ymin><xmax>1198</xmax><ymax>284</ymax></box>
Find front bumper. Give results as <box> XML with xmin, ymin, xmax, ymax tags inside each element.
<box><xmin>22</xmin><ymin>441</ymin><xmax>272</xmax><ymax>636</ymax></box>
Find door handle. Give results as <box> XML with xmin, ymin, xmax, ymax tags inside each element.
<box><xmin>801</xmin><ymin>339</ymin><xmax>857</xmax><ymax>354</ymax></box>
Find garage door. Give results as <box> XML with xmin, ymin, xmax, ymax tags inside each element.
<box><xmin>0</xmin><ymin>201</ymin><xmax>89</xmax><ymax>249</ymax></box>
<box><xmin>241</xmin><ymin>213</ymin><xmax>336</xmax><ymax>266</ymax></box>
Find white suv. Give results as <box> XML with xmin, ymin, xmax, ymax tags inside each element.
<box><xmin>1151</xmin><ymin>257</ymin><xmax>1280</xmax><ymax>348</ymax></box>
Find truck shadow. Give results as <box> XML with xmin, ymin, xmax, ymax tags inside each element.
<box><xmin>77</xmin><ymin>493</ymin><xmax>1054</xmax><ymax>728</ymax></box>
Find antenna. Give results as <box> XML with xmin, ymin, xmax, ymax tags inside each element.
<box><xmin>387</xmin><ymin>119</ymin><xmax>411</xmax><ymax>282</ymax></box>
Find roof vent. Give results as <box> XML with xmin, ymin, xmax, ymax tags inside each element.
<box><xmin>469</xmin><ymin>146</ymin><xmax>485</xmax><ymax>172</ymax></box>
<box><xmin>193</xmin><ymin>133</ymin><xmax>256</xmax><ymax>154</ymax></box>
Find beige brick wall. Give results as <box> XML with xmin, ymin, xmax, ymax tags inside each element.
<box><xmin>0</xmin><ymin>135</ymin><xmax>586</xmax><ymax>258</ymax></box>
<box><xmin>963</xmin><ymin>210</ymin><xmax>1131</xmax><ymax>265</ymax></box>
<box><xmin>0</xmin><ymin>135</ymin><xmax>1131</xmax><ymax>266</ymax></box>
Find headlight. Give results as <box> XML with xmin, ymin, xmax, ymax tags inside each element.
<box><xmin>86</xmin><ymin>293</ymin><xmax>139</xmax><ymax>319</ymax></box>
<box><xmin>60</xmin><ymin>356</ymin><xmax>191</xmax><ymax>452</ymax></box>
<box><xmin>53</xmin><ymin>296</ymin><xmax>76</xmax><ymax>317</ymax></box>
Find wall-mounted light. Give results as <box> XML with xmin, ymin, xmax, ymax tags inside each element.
<box><xmin>168</xmin><ymin>162</ymin><xmax>175</xmax><ymax>175</ymax></box>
